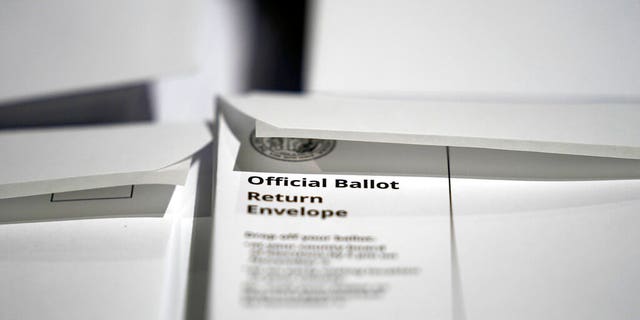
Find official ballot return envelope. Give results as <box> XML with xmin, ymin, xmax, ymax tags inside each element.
<box><xmin>211</xmin><ymin>94</ymin><xmax>640</xmax><ymax>319</ymax></box>
<box><xmin>211</xmin><ymin>96</ymin><xmax>453</xmax><ymax>320</ymax></box>
<box><xmin>0</xmin><ymin>123</ymin><xmax>211</xmax><ymax>223</ymax></box>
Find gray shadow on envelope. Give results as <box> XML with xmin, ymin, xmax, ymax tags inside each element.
<box><xmin>184</xmin><ymin>120</ymin><xmax>216</xmax><ymax>320</ymax></box>
<box><xmin>449</xmin><ymin>147</ymin><xmax>640</xmax><ymax>215</ymax></box>
<box><xmin>220</xmin><ymin>99</ymin><xmax>449</xmax><ymax>178</ymax></box>
<box><xmin>221</xmin><ymin>96</ymin><xmax>640</xmax><ymax>182</ymax></box>
<box><xmin>0</xmin><ymin>184</ymin><xmax>173</xmax><ymax>224</ymax></box>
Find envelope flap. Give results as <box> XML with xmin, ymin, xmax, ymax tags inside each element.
<box><xmin>228</xmin><ymin>93</ymin><xmax>640</xmax><ymax>159</ymax></box>
<box><xmin>0</xmin><ymin>123</ymin><xmax>212</xmax><ymax>185</ymax></box>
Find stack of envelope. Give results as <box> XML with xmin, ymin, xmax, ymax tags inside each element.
<box><xmin>0</xmin><ymin>123</ymin><xmax>211</xmax><ymax>319</ymax></box>
<box><xmin>3</xmin><ymin>94</ymin><xmax>639</xmax><ymax>319</ymax></box>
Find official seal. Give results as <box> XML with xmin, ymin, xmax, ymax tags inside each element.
<box><xmin>250</xmin><ymin>131</ymin><xmax>336</xmax><ymax>161</ymax></box>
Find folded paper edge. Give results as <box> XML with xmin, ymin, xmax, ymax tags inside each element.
<box><xmin>255</xmin><ymin>124</ymin><xmax>640</xmax><ymax>160</ymax></box>
<box><xmin>0</xmin><ymin>158</ymin><xmax>191</xmax><ymax>200</ymax></box>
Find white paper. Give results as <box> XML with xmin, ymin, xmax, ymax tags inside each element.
<box><xmin>450</xmin><ymin>147</ymin><xmax>640</xmax><ymax>319</ymax></box>
<box><xmin>209</xmin><ymin>104</ymin><xmax>452</xmax><ymax>319</ymax></box>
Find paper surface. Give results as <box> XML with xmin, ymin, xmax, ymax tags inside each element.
<box><xmin>0</xmin><ymin>0</ymin><xmax>202</xmax><ymax>103</ymax></box>
<box><xmin>449</xmin><ymin>147</ymin><xmax>640</xmax><ymax>319</ymax></box>
<box><xmin>0</xmin><ymin>159</ymin><xmax>203</xmax><ymax>320</ymax></box>
<box><xmin>306</xmin><ymin>0</ymin><xmax>640</xmax><ymax>98</ymax></box>
<box><xmin>225</xmin><ymin>94</ymin><xmax>640</xmax><ymax>160</ymax></box>
<box><xmin>0</xmin><ymin>123</ymin><xmax>212</xmax><ymax>199</ymax></box>
<box><xmin>210</xmin><ymin>105</ymin><xmax>452</xmax><ymax>319</ymax></box>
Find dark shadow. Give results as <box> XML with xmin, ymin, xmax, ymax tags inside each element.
<box><xmin>184</xmin><ymin>119</ymin><xmax>218</xmax><ymax>320</ymax></box>
<box><xmin>248</xmin><ymin>0</ymin><xmax>307</xmax><ymax>92</ymax></box>
<box><xmin>0</xmin><ymin>83</ymin><xmax>152</xmax><ymax>130</ymax></box>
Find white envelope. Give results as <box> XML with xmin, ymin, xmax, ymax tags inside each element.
<box><xmin>1</xmin><ymin>159</ymin><xmax>207</xmax><ymax>320</ymax></box>
<box><xmin>215</xmin><ymin>93</ymin><xmax>640</xmax><ymax>319</ymax></box>
<box><xmin>0</xmin><ymin>123</ymin><xmax>213</xmax><ymax>320</ymax></box>
<box><xmin>211</xmin><ymin>96</ymin><xmax>453</xmax><ymax>320</ymax></box>
<box><xmin>0</xmin><ymin>123</ymin><xmax>212</xmax><ymax>222</ymax></box>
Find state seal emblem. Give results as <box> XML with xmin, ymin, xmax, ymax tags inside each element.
<box><xmin>250</xmin><ymin>131</ymin><xmax>336</xmax><ymax>161</ymax></box>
